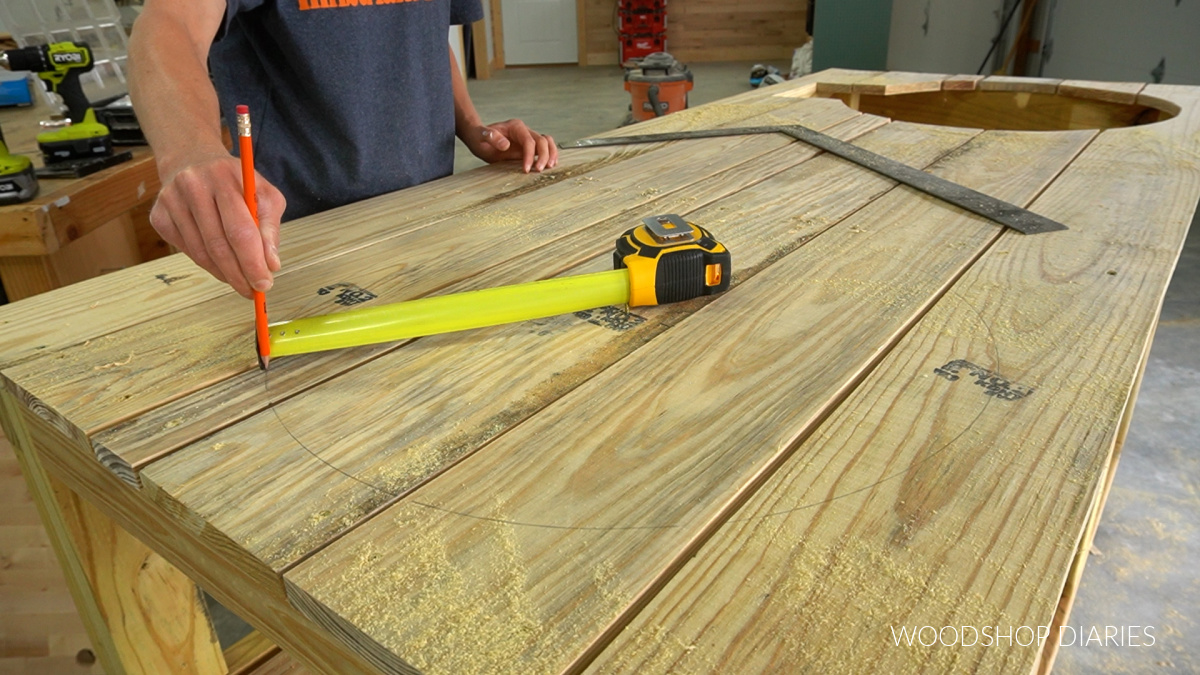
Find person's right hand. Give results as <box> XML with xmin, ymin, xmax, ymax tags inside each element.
<box><xmin>149</xmin><ymin>152</ymin><xmax>285</xmax><ymax>298</ymax></box>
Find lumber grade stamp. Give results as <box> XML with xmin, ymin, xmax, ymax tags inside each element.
<box><xmin>0</xmin><ymin>72</ymin><xmax>1196</xmax><ymax>675</ymax></box>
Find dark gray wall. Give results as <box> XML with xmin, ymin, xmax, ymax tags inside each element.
<box><xmin>814</xmin><ymin>0</ymin><xmax>894</xmax><ymax>71</ymax></box>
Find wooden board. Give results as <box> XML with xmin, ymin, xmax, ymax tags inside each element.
<box><xmin>585</xmin><ymin>83</ymin><xmax>1200</xmax><ymax>674</ymax></box>
<box><xmin>979</xmin><ymin>75</ymin><xmax>1062</xmax><ymax>94</ymax></box>
<box><xmin>283</xmin><ymin>126</ymin><xmax>1095</xmax><ymax>675</ymax></box>
<box><xmin>0</xmin><ymin>427</ymin><xmax>101</xmax><ymax>675</ymax></box>
<box><xmin>0</xmin><ymin>390</ymin><xmax>227</xmax><ymax>675</ymax></box>
<box><xmin>1</xmin><ymin>71</ymin><xmax>1197</xmax><ymax>675</ymax></box>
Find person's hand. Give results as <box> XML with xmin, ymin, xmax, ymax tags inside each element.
<box><xmin>149</xmin><ymin>152</ymin><xmax>285</xmax><ymax>298</ymax></box>
<box><xmin>463</xmin><ymin>119</ymin><xmax>558</xmax><ymax>172</ymax></box>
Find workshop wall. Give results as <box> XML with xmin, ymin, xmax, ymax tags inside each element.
<box><xmin>579</xmin><ymin>0</ymin><xmax>807</xmax><ymax>65</ymax></box>
<box><xmin>886</xmin><ymin>0</ymin><xmax>1004</xmax><ymax>75</ymax></box>
<box><xmin>1039</xmin><ymin>0</ymin><xmax>1200</xmax><ymax>85</ymax></box>
<box><xmin>886</xmin><ymin>0</ymin><xmax>1200</xmax><ymax>85</ymax></box>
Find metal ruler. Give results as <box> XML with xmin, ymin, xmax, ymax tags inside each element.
<box><xmin>563</xmin><ymin>125</ymin><xmax>1068</xmax><ymax>235</ymax></box>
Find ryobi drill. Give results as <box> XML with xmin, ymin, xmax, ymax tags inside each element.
<box><xmin>0</xmin><ymin>125</ymin><xmax>38</xmax><ymax>204</ymax></box>
<box><xmin>0</xmin><ymin>41</ymin><xmax>114</xmax><ymax>164</ymax></box>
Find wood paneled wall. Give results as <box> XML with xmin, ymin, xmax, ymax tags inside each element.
<box><xmin>580</xmin><ymin>0</ymin><xmax>807</xmax><ymax>65</ymax></box>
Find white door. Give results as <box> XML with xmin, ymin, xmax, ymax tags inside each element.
<box><xmin>501</xmin><ymin>0</ymin><xmax>578</xmax><ymax>65</ymax></box>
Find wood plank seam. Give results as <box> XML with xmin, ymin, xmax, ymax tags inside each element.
<box><xmin>271</xmin><ymin>126</ymin><xmax>996</xmax><ymax>582</ymax></box>
<box><xmin>0</xmin><ymin>149</ymin><xmax>653</xmax><ymax>375</ymax></box>
<box><xmin>19</xmin><ymin>399</ymin><xmax>384</xmax><ymax>675</ymax></box>
<box><xmin>278</xmin><ymin>125</ymin><xmax>1096</xmax><ymax>674</ymax></box>
<box><xmin>86</xmin><ymin>109</ymin><xmax>881</xmax><ymax>485</ymax></box>
<box><xmin>565</xmin><ymin>140</ymin><xmax>1110</xmax><ymax>670</ymax></box>
<box><xmin>1037</xmin><ymin>302</ymin><xmax>1160</xmax><ymax>673</ymax></box>
<box><xmin>583</xmin><ymin>89</ymin><xmax>1197</xmax><ymax>673</ymax></box>
<box><xmin>271</xmin><ymin>121</ymin><xmax>938</xmax><ymax>576</ymax></box>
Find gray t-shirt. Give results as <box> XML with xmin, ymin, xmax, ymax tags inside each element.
<box><xmin>211</xmin><ymin>0</ymin><xmax>483</xmax><ymax>220</ymax></box>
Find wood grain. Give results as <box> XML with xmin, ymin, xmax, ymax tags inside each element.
<box><xmin>979</xmin><ymin>75</ymin><xmax>1063</xmax><ymax>94</ymax></box>
<box><xmin>1057</xmin><ymin>79</ymin><xmax>1145</xmax><ymax>106</ymax></box>
<box><xmin>942</xmin><ymin>74</ymin><xmax>984</xmax><ymax>91</ymax></box>
<box><xmin>847</xmin><ymin>71</ymin><xmax>947</xmax><ymax>96</ymax></box>
<box><xmin>9</xmin><ymin>392</ymin><xmax>392</xmax><ymax>675</ymax></box>
<box><xmin>138</xmin><ymin>116</ymin><xmax>978</xmax><ymax>573</ymax></box>
<box><xmin>587</xmin><ymin>89</ymin><xmax>1200</xmax><ymax>674</ymax></box>
<box><xmin>0</xmin><ymin>143</ymin><xmax>648</xmax><ymax>374</ymax></box>
<box><xmin>0</xmin><ymin>142</ymin><xmax>720</xmax><ymax>438</ymax></box>
<box><xmin>0</xmin><ymin>256</ymin><xmax>58</xmax><ymax>303</ymax></box>
<box><xmin>10</xmin><ymin>98</ymin><xmax>863</xmax><ymax>463</ymax></box>
<box><xmin>2</xmin><ymin>73</ymin><xmax>1196</xmax><ymax>675</ymax></box>
<box><xmin>94</xmin><ymin>102</ymin><xmax>872</xmax><ymax>477</ymax></box>
<box><xmin>282</xmin><ymin>126</ymin><xmax>1094</xmax><ymax>675</ymax></box>
<box><xmin>0</xmin><ymin>427</ymin><xmax>101</xmax><ymax>675</ymax></box>
<box><xmin>0</xmin><ymin>391</ymin><xmax>227</xmax><ymax>675</ymax></box>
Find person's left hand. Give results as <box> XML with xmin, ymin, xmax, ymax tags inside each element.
<box><xmin>463</xmin><ymin>119</ymin><xmax>558</xmax><ymax>172</ymax></box>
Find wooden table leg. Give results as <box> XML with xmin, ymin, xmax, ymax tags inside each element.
<box><xmin>0</xmin><ymin>390</ymin><xmax>228</xmax><ymax>675</ymax></box>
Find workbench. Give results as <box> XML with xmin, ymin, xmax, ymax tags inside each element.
<box><xmin>1</xmin><ymin>69</ymin><xmax>1196</xmax><ymax>674</ymax></box>
<box><xmin>0</xmin><ymin>89</ymin><xmax>164</xmax><ymax>301</ymax></box>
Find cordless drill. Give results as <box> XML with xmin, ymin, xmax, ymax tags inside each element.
<box><xmin>0</xmin><ymin>125</ymin><xmax>38</xmax><ymax>204</ymax></box>
<box><xmin>0</xmin><ymin>42</ymin><xmax>114</xmax><ymax>164</ymax></box>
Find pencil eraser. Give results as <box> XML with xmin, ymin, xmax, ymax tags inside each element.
<box><xmin>236</xmin><ymin>104</ymin><xmax>248</xmax><ymax>114</ymax></box>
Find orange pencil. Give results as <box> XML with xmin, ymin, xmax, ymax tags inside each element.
<box><xmin>236</xmin><ymin>104</ymin><xmax>271</xmax><ymax>370</ymax></box>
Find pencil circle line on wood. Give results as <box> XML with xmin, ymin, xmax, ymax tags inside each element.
<box><xmin>256</xmin><ymin>287</ymin><xmax>1009</xmax><ymax>532</ymax></box>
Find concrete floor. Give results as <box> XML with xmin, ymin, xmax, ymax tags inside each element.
<box><xmin>209</xmin><ymin>64</ymin><xmax>1200</xmax><ymax>671</ymax></box>
<box><xmin>453</xmin><ymin>61</ymin><xmax>762</xmax><ymax>173</ymax></box>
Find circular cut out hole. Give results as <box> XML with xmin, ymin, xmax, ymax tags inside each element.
<box><xmin>820</xmin><ymin>90</ymin><xmax>1175</xmax><ymax>131</ymax></box>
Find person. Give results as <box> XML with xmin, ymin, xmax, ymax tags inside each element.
<box><xmin>128</xmin><ymin>0</ymin><xmax>558</xmax><ymax>299</ymax></box>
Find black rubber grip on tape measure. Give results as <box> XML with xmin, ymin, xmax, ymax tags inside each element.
<box><xmin>655</xmin><ymin>249</ymin><xmax>705</xmax><ymax>303</ymax></box>
<box><xmin>657</xmin><ymin>247</ymin><xmax>731</xmax><ymax>302</ymax></box>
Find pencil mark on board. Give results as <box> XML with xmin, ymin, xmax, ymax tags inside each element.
<box><xmin>934</xmin><ymin>359</ymin><xmax>1033</xmax><ymax>401</ymax></box>
<box><xmin>317</xmin><ymin>282</ymin><xmax>377</xmax><ymax>306</ymax></box>
<box><xmin>575</xmin><ymin>306</ymin><xmax>645</xmax><ymax>332</ymax></box>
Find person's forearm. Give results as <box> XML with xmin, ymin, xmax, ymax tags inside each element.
<box><xmin>128</xmin><ymin>3</ymin><xmax>228</xmax><ymax>179</ymax></box>
<box><xmin>450</xmin><ymin>44</ymin><xmax>482</xmax><ymax>140</ymax></box>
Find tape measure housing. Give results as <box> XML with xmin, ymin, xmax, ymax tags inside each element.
<box><xmin>614</xmin><ymin>215</ymin><xmax>731</xmax><ymax>306</ymax></box>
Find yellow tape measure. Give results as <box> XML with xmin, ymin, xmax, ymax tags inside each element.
<box><xmin>616</xmin><ymin>214</ymin><xmax>731</xmax><ymax>306</ymax></box>
<box><xmin>264</xmin><ymin>214</ymin><xmax>732</xmax><ymax>363</ymax></box>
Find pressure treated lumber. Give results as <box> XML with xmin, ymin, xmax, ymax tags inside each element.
<box><xmin>8</xmin><ymin>390</ymin><xmax>389</xmax><ymax>675</ymax></box>
<box><xmin>7</xmin><ymin>119</ymin><xmax>859</xmax><ymax>442</ymax></box>
<box><xmin>843</xmin><ymin>71</ymin><xmax>946</xmax><ymax>96</ymax></box>
<box><xmin>96</xmin><ymin>100</ymin><xmax>868</xmax><ymax>462</ymax></box>
<box><xmin>30</xmin><ymin>98</ymin><xmax>864</xmax><ymax>482</ymax></box>
<box><xmin>139</xmin><ymin>116</ymin><xmax>977</xmax><ymax>574</ymax></box>
<box><xmin>942</xmin><ymin>74</ymin><xmax>984</xmax><ymax>91</ymax></box>
<box><xmin>282</xmin><ymin>126</ymin><xmax>1094</xmax><ymax>675</ymax></box>
<box><xmin>979</xmin><ymin>75</ymin><xmax>1062</xmax><ymax>94</ymax></box>
<box><xmin>588</xmin><ymin>85</ymin><xmax>1200</xmax><ymax>674</ymax></box>
<box><xmin>0</xmin><ymin>391</ymin><xmax>228</xmax><ymax>675</ymax></box>
<box><xmin>2</xmin><ymin>71</ymin><xmax>1195</xmax><ymax>675</ymax></box>
<box><xmin>0</xmin><ymin>84</ymin><xmax>877</xmax><ymax>675</ymax></box>
<box><xmin>1057</xmin><ymin>79</ymin><xmax>1145</xmax><ymax>105</ymax></box>
<box><xmin>0</xmin><ymin>144</ymin><xmax>642</xmax><ymax>372</ymax></box>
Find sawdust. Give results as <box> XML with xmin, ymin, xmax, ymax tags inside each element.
<box><xmin>92</xmin><ymin>352</ymin><xmax>133</xmax><ymax>370</ymax></box>
<box><xmin>305</xmin><ymin>503</ymin><xmax>627</xmax><ymax>675</ymax></box>
<box><xmin>598</xmin><ymin>526</ymin><xmax>1029</xmax><ymax>674</ymax></box>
